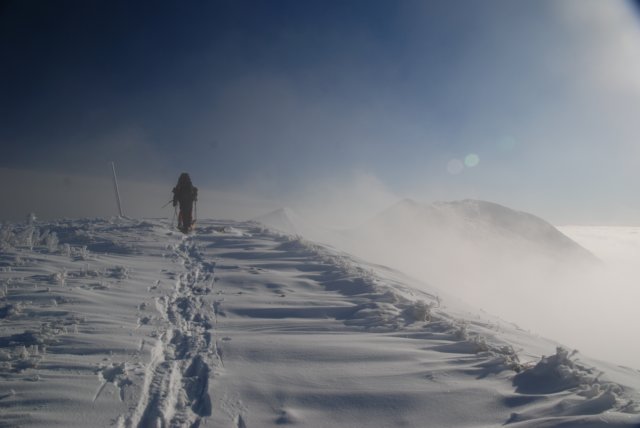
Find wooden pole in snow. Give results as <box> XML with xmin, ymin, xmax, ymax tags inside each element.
<box><xmin>111</xmin><ymin>161</ymin><xmax>124</xmax><ymax>217</ymax></box>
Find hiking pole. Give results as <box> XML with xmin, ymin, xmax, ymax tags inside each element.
<box><xmin>111</xmin><ymin>162</ymin><xmax>124</xmax><ymax>217</ymax></box>
<box><xmin>194</xmin><ymin>200</ymin><xmax>198</xmax><ymax>224</ymax></box>
<box><xmin>161</xmin><ymin>199</ymin><xmax>173</xmax><ymax>209</ymax></box>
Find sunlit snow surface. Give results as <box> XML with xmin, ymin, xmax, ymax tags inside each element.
<box><xmin>0</xmin><ymin>218</ymin><xmax>639</xmax><ymax>427</ymax></box>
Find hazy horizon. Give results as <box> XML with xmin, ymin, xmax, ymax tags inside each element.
<box><xmin>5</xmin><ymin>165</ymin><xmax>640</xmax><ymax>228</ymax></box>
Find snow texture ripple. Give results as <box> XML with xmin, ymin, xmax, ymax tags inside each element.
<box><xmin>0</xmin><ymin>218</ymin><xmax>638</xmax><ymax>427</ymax></box>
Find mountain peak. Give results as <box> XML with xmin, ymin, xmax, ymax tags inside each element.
<box><xmin>395</xmin><ymin>198</ymin><xmax>421</xmax><ymax>208</ymax></box>
<box><xmin>252</xmin><ymin>206</ymin><xmax>304</xmax><ymax>234</ymax></box>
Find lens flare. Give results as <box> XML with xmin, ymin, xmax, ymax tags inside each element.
<box><xmin>464</xmin><ymin>154</ymin><xmax>480</xmax><ymax>167</ymax></box>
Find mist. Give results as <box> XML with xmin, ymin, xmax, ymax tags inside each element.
<box><xmin>553</xmin><ymin>227</ymin><xmax>640</xmax><ymax>368</ymax></box>
<box><xmin>254</xmin><ymin>176</ymin><xmax>640</xmax><ymax>370</ymax></box>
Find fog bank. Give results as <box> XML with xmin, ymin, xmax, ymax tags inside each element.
<box><xmin>257</xmin><ymin>199</ymin><xmax>639</xmax><ymax>369</ymax></box>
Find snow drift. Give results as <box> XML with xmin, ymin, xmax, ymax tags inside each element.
<box><xmin>255</xmin><ymin>199</ymin><xmax>640</xmax><ymax>368</ymax></box>
<box><xmin>252</xmin><ymin>207</ymin><xmax>309</xmax><ymax>236</ymax></box>
<box><xmin>0</xmin><ymin>218</ymin><xmax>638</xmax><ymax>427</ymax></box>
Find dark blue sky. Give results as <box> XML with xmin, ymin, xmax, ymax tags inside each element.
<box><xmin>2</xmin><ymin>0</ymin><xmax>417</xmax><ymax>183</ymax></box>
<box><xmin>3</xmin><ymin>0</ymin><xmax>640</xmax><ymax>223</ymax></box>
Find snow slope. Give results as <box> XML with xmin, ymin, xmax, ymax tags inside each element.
<box><xmin>271</xmin><ymin>199</ymin><xmax>604</xmax><ymax>342</ymax></box>
<box><xmin>256</xmin><ymin>200</ymin><xmax>597</xmax><ymax>292</ymax></box>
<box><xmin>0</xmin><ymin>218</ymin><xmax>639</xmax><ymax>427</ymax></box>
<box><xmin>252</xmin><ymin>208</ymin><xmax>309</xmax><ymax>237</ymax></box>
<box><xmin>344</xmin><ymin>198</ymin><xmax>595</xmax><ymax>263</ymax></box>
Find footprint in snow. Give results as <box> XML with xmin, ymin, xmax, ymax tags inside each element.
<box><xmin>94</xmin><ymin>362</ymin><xmax>132</xmax><ymax>402</ymax></box>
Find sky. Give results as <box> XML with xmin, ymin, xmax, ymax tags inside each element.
<box><xmin>3</xmin><ymin>0</ymin><xmax>640</xmax><ymax>224</ymax></box>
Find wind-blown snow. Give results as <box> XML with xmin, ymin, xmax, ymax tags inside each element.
<box><xmin>252</xmin><ymin>208</ymin><xmax>307</xmax><ymax>236</ymax></box>
<box><xmin>343</xmin><ymin>198</ymin><xmax>596</xmax><ymax>268</ymax></box>
<box><xmin>0</xmin><ymin>218</ymin><xmax>639</xmax><ymax>427</ymax></box>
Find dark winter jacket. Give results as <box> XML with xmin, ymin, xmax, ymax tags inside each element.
<box><xmin>172</xmin><ymin>173</ymin><xmax>198</xmax><ymax>208</ymax></box>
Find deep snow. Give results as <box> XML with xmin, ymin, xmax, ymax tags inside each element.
<box><xmin>0</xmin><ymin>218</ymin><xmax>639</xmax><ymax>427</ymax></box>
<box><xmin>256</xmin><ymin>201</ymin><xmax>640</xmax><ymax>370</ymax></box>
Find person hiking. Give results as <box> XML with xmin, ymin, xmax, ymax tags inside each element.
<box><xmin>172</xmin><ymin>173</ymin><xmax>198</xmax><ymax>233</ymax></box>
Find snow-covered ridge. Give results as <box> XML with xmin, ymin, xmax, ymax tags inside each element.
<box><xmin>254</xmin><ymin>200</ymin><xmax>601</xmax><ymax>336</ymax></box>
<box><xmin>0</xmin><ymin>218</ymin><xmax>638</xmax><ymax>427</ymax></box>
<box><xmin>361</xmin><ymin>198</ymin><xmax>595</xmax><ymax>260</ymax></box>
<box><xmin>254</xmin><ymin>199</ymin><xmax>596</xmax><ymax>266</ymax></box>
<box><xmin>252</xmin><ymin>207</ymin><xmax>307</xmax><ymax>236</ymax></box>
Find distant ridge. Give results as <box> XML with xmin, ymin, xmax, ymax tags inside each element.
<box><xmin>252</xmin><ymin>207</ymin><xmax>306</xmax><ymax>235</ymax></box>
<box><xmin>360</xmin><ymin>198</ymin><xmax>595</xmax><ymax>261</ymax></box>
